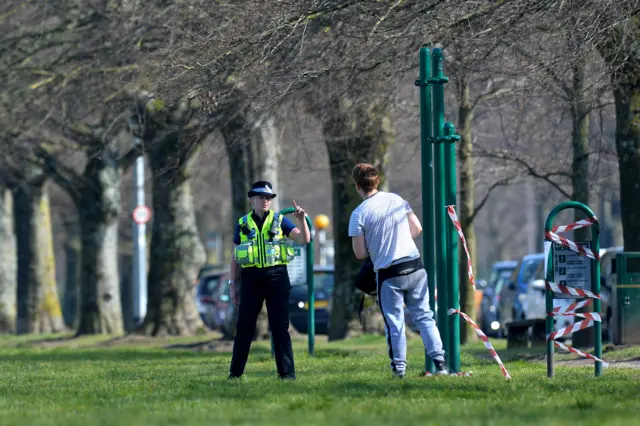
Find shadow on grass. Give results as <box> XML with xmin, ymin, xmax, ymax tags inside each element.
<box><xmin>312</xmin><ymin>348</ymin><xmax>372</xmax><ymax>359</ymax></box>
<box><xmin>164</xmin><ymin>339</ymin><xmax>229</xmax><ymax>350</ymax></box>
<box><xmin>15</xmin><ymin>335</ymin><xmax>77</xmax><ymax>347</ymax></box>
<box><xmin>0</xmin><ymin>344</ymin><xmax>270</xmax><ymax>363</ymax></box>
<box><xmin>464</xmin><ymin>344</ymin><xmax>546</xmax><ymax>362</ymax></box>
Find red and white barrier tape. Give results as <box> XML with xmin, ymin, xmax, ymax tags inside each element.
<box><xmin>552</xmin><ymin>217</ymin><xmax>598</xmax><ymax>233</ymax></box>
<box><xmin>545</xmin><ymin>230</ymin><xmax>599</xmax><ymax>260</ymax></box>
<box><xmin>547</xmin><ymin>316</ymin><xmax>601</xmax><ymax>341</ymax></box>
<box><xmin>446</xmin><ymin>206</ymin><xmax>476</xmax><ymax>291</ymax></box>
<box><xmin>546</xmin><ymin>281</ymin><xmax>601</xmax><ymax>299</ymax></box>
<box><xmin>554</xmin><ymin>341</ymin><xmax>609</xmax><ymax>367</ymax></box>
<box><xmin>448</xmin><ymin>309</ymin><xmax>511</xmax><ymax>379</ymax></box>
<box><xmin>548</xmin><ymin>313</ymin><xmax>600</xmax><ymax>322</ymax></box>
<box><xmin>552</xmin><ymin>298</ymin><xmax>593</xmax><ymax>314</ymax></box>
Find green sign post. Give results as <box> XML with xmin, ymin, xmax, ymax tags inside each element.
<box><xmin>544</xmin><ymin>201</ymin><xmax>601</xmax><ymax>378</ymax></box>
<box><xmin>280</xmin><ymin>208</ymin><xmax>315</xmax><ymax>355</ymax></box>
<box><xmin>416</xmin><ymin>47</ymin><xmax>461</xmax><ymax>372</ymax></box>
<box><xmin>417</xmin><ymin>47</ymin><xmax>437</xmax><ymax>374</ymax></box>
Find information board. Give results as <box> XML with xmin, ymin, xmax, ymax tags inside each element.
<box><xmin>287</xmin><ymin>243</ymin><xmax>307</xmax><ymax>286</ymax></box>
<box><xmin>552</xmin><ymin>241</ymin><xmax>592</xmax><ymax>299</ymax></box>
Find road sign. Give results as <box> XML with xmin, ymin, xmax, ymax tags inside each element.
<box><xmin>132</xmin><ymin>205</ymin><xmax>151</xmax><ymax>224</ymax></box>
<box><xmin>287</xmin><ymin>243</ymin><xmax>307</xmax><ymax>286</ymax></box>
<box><xmin>552</xmin><ymin>241</ymin><xmax>592</xmax><ymax>299</ymax></box>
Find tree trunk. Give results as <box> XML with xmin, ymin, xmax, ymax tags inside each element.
<box><xmin>13</xmin><ymin>176</ymin><xmax>65</xmax><ymax>334</ymax></box>
<box><xmin>570</xmin><ymin>55</ymin><xmax>591</xmax><ymax>242</ymax></box>
<box><xmin>253</xmin><ymin>116</ymin><xmax>282</xmax><ymax>212</ymax></box>
<box><xmin>61</xmin><ymin>214</ymin><xmax>79</xmax><ymax>329</ymax></box>
<box><xmin>0</xmin><ymin>182</ymin><xmax>17</xmax><ymax>333</ymax></box>
<box><xmin>457</xmin><ymin>76</ymin><xmax>477</xmax><ymax>344</ymax></box>
<box><xmin>322</xmin><ymin>98</ymin><xmax>393</xmax><ymax>341</ymax></box>
<box><xmin>599</xmin><ymin>20</ymin><xmax>640</xmax><ymax>251</ymax></box>
<box><xmin>614</xmin><ymin>83</ymin><xmax>640</xmax><ymax>251</ymax></box>
<box><xmin>220</xmin><ymin>117</ymin><xmax>248</xmax><ymax>340</ymax></box>
<box><xmin>568</xmin><ymin>55</ymin><xmax>593</xmax><ymax>348</ymax></box>
<box><xmin>75</xmin><ymin>151</ymin><xmax>124</xmax><ymax>335</ymax></box>
<box><xmin>62</xmin><ymin>234</ymin><xmax>80</xmax><ymax>329</ymax></box>
<box><xmin>140</xmin><ymin>136</ymin><xmax>206</xmax><ymax>336</ymax></box>
<box><xmin>221</xmin><ymin>114</ymin><xmax>251</xmax><ymax>225</ymax></box>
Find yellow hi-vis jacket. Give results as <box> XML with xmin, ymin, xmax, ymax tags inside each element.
<box><xmin>234</xmin><ymin>211</ymin><xmax>295</xmax><ymax>268</ymax></box>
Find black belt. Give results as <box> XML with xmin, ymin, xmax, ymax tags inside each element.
<box><xmin>377</xmin><ymin>257</ymin><xmax>423</xmax><ymax>285</ymax></box>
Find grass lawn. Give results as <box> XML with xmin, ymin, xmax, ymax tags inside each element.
<box><xmin>1</xmin><ymin>332</ymin><xmax>639</xmax><ymax>426</ymax></box>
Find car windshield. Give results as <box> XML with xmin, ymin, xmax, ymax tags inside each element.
<box><xmin>315</xmin><ymin>272</ymin><xmax>334</xmax><ymax>292</ymax></box>
<box><xmin>292</xmin><ymin>271</ymin><xmax>335</xmax><ymax>293</ymax></box>
<box><xmin>488</xmin><ymin>268</ymin><xmax>514</xmax><ymax>288</ymax></box>
<box><xmin>198</xmin><ymin>276</ymin><xmax>221</xmax><ymax>296</ymax></box>
<box><xmin>520</xmin><ymin>259</ymin><xmax>543</xmax><ymax>283</ymax></box>
<box><xmin>494</xmin><ymin>272</ymin><xmax>512</xmax><ymax>294</ymax></box>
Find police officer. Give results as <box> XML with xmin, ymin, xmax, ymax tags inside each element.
<box><xmin>228</xmin><ymin>181</ymin><xmax>310</xmax><ymax>380</ymax></box>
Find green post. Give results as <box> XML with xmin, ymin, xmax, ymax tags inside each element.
<box><xmin>544</xmin><ymin>201</ymin><xmax>601</xmax><ymax>378</ymax></box>
<box><xmin>417</xmin><ymin>46</ymin><xmax>436</xmax><ymax>374</ymax></box>
<box><xmin>431</xmin><ymin>48</ymin><xmax>449</xmax><ymax>366</ymax></box>
<box><xmin>280</xmin><ymin>208</ymin><xmax>315</xmax><ymax>355</ymax></box>
<box><xmin>432</xmin><ymin>48</ymin><xmax>461</xmax><ymax>372</ymax></box>
<box><xmin>305</xmin><ymin>220</ymin><xmax>315</xmax><ymax>355</ymax></box>
<box><xmin>444</xmin><ymin>121</ymin><xmax>461</xmax><ymax>373</ymax></box>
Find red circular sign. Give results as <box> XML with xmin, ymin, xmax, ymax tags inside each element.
<box><xmin>132</xmin><ymin>205</ymin><xmax>151</xmax><ymax>224</ymax></box>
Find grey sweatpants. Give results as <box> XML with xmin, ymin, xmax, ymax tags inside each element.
<box><xmin>377</xmin><ymin>268</ymin><xmax>445</xmax><ymax>374</ymax></box>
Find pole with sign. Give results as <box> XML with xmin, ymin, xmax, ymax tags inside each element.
<box><xmin>544</xmin><ymin>201</ymin><xmax>601</xmax><ymax>378</ymax></box>
<box><xmin>280</xmin><ymin>208</ymin><xmax>314</xmax><ymax>355</ymax></box>
<box><xmin>131</xmin><ymin>138</ymin><xmax>150</xmax><ymax>326</ymax></box>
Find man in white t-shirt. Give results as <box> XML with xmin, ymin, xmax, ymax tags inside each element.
<box><xmin>348</xmin><ymin>163</ymin><xmax>448</xmax><ymax>377</ymax></box>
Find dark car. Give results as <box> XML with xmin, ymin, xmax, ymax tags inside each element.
<box><xmin>288</xmin><ymin>265</ymin><xmax>335</xmax><ymax>334</ymax></box>
<box><xmin>479</xmin><ymin>260</ymin><xmax>518</xmax><ymax>336</ymax></box>
<box><xmin>195</xmin><ymin>268</ymin><xmax>231</xmax><ymax>331</ymax></box>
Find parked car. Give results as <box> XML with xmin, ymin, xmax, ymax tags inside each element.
<box><xmin>521</xmin><ymin>279</ymin><xmax>575</xmax><ymax>340</ymax></box>
<box><xmin>195</xmin><ymin>268</ymin><xmax>231</xmax><ymax>331</ymax></box>
<box><xmin>288</xmin><ymin>265</ymin><xmax>335</xmax><ymax>334</ymax></box>
<box><xmin>216</xmin><ymin>279</ymin><xmax>237</xmax><ymax>337</ymax></box>
<box><xmin>479</xmin><ymin>260</ymin><xmax>518</xmax><ymax>336</ymax></box>
<box><xmin>598</xmin><ymin>245</ymin><xmax>623</xmax><ymax>340</ymax></box>
<box><xmin>498</xmin><ymin>253</ymin><xmax>545</xmax><ymax>334</ymax></box>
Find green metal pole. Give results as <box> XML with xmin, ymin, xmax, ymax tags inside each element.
<box><xmin>544</xmin><ymin>201</ymin><xmax>601</xmax><ymax>378</ymax></box>
<box><xmin>280</xmin><ymin>208</ymin><xmax>315</xmax><ymax>355</ymax></box>
<box><xmin>417</xmin><ymin>46</ymin><xmax>436</xmax><ymax>374</ymax></box>
<box><xmin>431</xmin><ymin>48</ymin><xmax>449</xmax><ymax>366</ymax></box>
<box><xmin>306</xmin><ymin>217</ymin><xmax>315</xmax><ymax>356</ymax></box>
<box><xmin>444</xmin><ymin>121</ymin><xmax>461</xmax><ymax>373</ymax></box>
<box><xmin>544</xmin><ymin>214</ymin><xmax>555</xmax><ymax>378</ymax></box>
<box><xmin>592</xmin><ymin>215</ymin><xmax>602</xmax><ymax>377</ymax></box>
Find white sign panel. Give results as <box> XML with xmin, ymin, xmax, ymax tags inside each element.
<box><xmin>552</xmin><ymin>241</ymin><xmax>592</xmax><ymax>299</ymax></box>
<box><xmin>287</xmin><ymin>243</ymin><xmax>307</xmax><ymax>286</ymax></box>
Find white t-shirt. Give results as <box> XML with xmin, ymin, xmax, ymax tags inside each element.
<box><xmin>348</xmin><ymin>191</ymin><xmax>420</xmax><ymax>272</ymax></box>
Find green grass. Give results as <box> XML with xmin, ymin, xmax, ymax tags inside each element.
<box><xmin>1</xmin><ymin>333</ymin><xmax>639</xmax><ymax>426</ymax></box>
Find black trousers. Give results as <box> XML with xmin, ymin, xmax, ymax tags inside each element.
<box><xmin>229</xmin><ymin>266</ymin><xmax>295</xmax><ymax>377</ymax></box>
